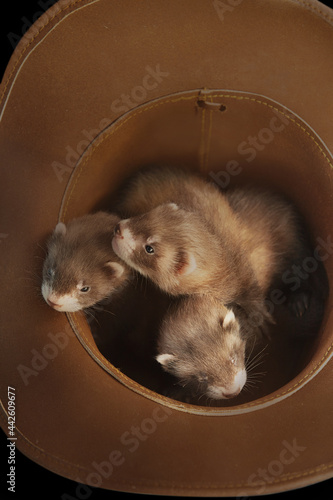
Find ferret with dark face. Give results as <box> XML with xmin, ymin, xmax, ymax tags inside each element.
<box><xmin>112</xmin><ymin>167</ymin><xmax>307</xmax><ymax>327</ymax></box>
<box><xmin>112</xmin><ymin>201</ymin><xmax>250</xmax><ymax>300</ymax></box>
<box><xmin>42</xmin><ymin>212</ymin><xmax>131</xmax><ymax>312</ymax></box>
<box><xmin>156</xmin><ymin>294</ymin><xmax>247</xmax><ymax>400</ymax></box>
<box><xmin>115</xmin><ymin>167</ymin><xmax>306</xmax><ymax>287</ymax></box>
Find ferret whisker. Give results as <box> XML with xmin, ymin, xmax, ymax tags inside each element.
<box><xmin>246</xmin><ymin>371</ymin><xmax>267</xmax><ymax>382</ymax></box>
<box><xmin>33</xmin><ymin>254</ymin><xmax>45</xmax><ymax>261</ymax></box>
<box><xmin>197</xmin><ymin>392</ymin><xmax>209</xmax><ymax>406</ymax></box>
<box><xmin>242</xmin><ymin>383</ymin><xmax>257</xmax><ymax>396</ymax></box>
<box><xmin>246</xmin><ymin>335</ymin><xmax>257</xmax><ymax>358</ymax></box>
<box><xmin>245</xmin><ymin>374</ymin><xmax>267</xmax><ymax>391</ymax></box>
<box><xmin>247</xmin><ymin>348</ymin><xmax>268</xmax><ymax>364</ymax></box>
<box><xmin>22</xmin><ymin>275</ymin><xmax>39</xmax><ymax>283</ymax></box>
<box><xmin>244</xmin><ymin>383</ymin><xmax>254</xmax><ymax>394</ymax></box>
<box><xmin>247</xmin><ymin>360</ymin><xmax>267</xmax><ymax>373</ymax></box>
<box><xmin>36</xmin><ymin>243</ymin><xmax>47</xmax><ymax>255</ymax></box>
<box><xmin>23</xmin><ymin>269</ymin><xmax>42</xmax><ymax>280</ymax></box>
<box><xmin>90</xmin><ymin>298</ymin><xmax>118</xmax><ymax>316</ymax></box>
<box><xmin>250</xmin><ymin>343</ymin><xmax>269</xmax><ymax>359</ymax></box>
<box><xmin>247</xmin><ymin>346</ymin><xmax>268</xmax><ymax>360</ymax></box>
<box><xmin>206</xmin><ymin>396</ymin><xmax>213</xmax><ymax>407</ymax></box>
<box><xmin>246</xmin><ymin>358</ymin><xmax>266</xmax><ymax>373</ymax></box>
<box><xmin>177</xmin><ymin>379</ymin><xmax>189</xmax><ymax>388</ymax></box>
<box><xmin>35</xmin><ymin>292</ymin><xmax>45</xmax><ymax>303</ymax></box>
<box><xmin>242</xmin><ymin>383</ymin><xmax>253</xmax><ymax>393</ymax></box>
<box><xmin>246</xmin><ymin>366</ymin><xmax>266</xmax><ymax>380</ymax></box>
<box><xmin>94</xmin><ymin>303</ymin><xmax>116</xmax><ymax>317</ymax></box>
<box><xmin>101</xmin><ymin>309</ymin><xmax>116</xmax><ymax>317</ymax></box>
<box><xmin>245</xmin><ymin>345</ymin><xmax>268</xmax><ymax>370</ymax></box>
<box><xmin>85</xmin><ymin>309</ymin><xmax>100</xmax><ymax>327</ymax></box>
<box><xmin>25</xmin><ymin>286</ymin><xmax>42</xmax><ymax>295</ymax></box>
<box><xmin>197</xmin><ymin>392</ymin><xmax>204</xmax><ymax>403</ymax></box>
<box><xmin>20</xmin><ymin>277</ymin><xmax>41</xmax><ymax>288</ymax></box>
<box><xmin>22</xmin><ymin>279</ymin><xmax>41</xmax><ymax>289</ymax></box>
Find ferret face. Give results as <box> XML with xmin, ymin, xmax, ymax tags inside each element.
<box><xmin>156</xmin><ymin>297</ymin><xmax>247</xmax><ymax>400</ymax></box>
<box><xmin>41</xmin><ymin>214</ymin><xmax>129</xmax><ymax>312</ymax></box>
<box><xmin>112</xmin><ymin>203</ymin><xmax>210</xmax><ymax>294</ymax></box>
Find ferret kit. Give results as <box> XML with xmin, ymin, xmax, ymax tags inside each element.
<box><xmin>41</xmin><ymin>166</ymin><xmax>328</xmax><ymax>405</ymax></box>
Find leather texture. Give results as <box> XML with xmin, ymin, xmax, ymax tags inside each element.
<box><xmin>1</xmin><ymin>0</ymin><xmax>333</xmax><ymax>495</ymax></box>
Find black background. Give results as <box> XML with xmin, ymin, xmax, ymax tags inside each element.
<box><xmin>1</xmin><ymin>1</ymin><xmax>332</xmax><ymax>498</ymax></box>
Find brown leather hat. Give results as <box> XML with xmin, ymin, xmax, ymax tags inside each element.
<box><xmin>1</xmin><ymin>0</ymin><xmax>333</xmax><ymax>496</ymax></box>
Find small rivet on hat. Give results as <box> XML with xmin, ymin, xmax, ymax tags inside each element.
<box><xmin>197</xmin><ymin>100</ymin><xmax>226</xmax><ymax>112</ymax></box>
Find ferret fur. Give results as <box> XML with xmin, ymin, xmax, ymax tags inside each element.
<box><xmin>156</xmin><ymin>294</ymin><xmax>247</xmax><ymax>400</ymax></box>
<box><xmin>113</xmin><ymin>167</ymin><xmax>307</xmax><ymax>328</ymax></box>
<box><xmin>42</xmin><ymin>211</ymin><xmax>131</xmax><ymax>312</ymax></box>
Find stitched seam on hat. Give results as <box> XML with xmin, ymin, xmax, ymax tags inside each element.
<box><xmin>65</xmin><ymin>461</ymin><xmax>333</xmax><ymax>490</ymax></box>
<box><xmin>110</xmin><ymin>461</ymin><xmax>333</xmax><ymax>489</ymax></box>
<box><xmin>197</xmin><ymin>91</ymin><xmax>214</xmax><ymax>171</ymax></box>
<box><xmin>69</xmin><ymin>312</ymin><xmax>174</xmax><ymax>405</ymax></box>
<box><xmin>201</xmin><ymin>94</ymin><xmax>214</xmax><ymax>171</ymax></box>
<box><xmin>2</xmin><ymin>387</ymin><xmax>333</xmax><ymax>489</ymax></box>
<box><xmin>205</xmin><ymin>95</ymin><xmax>214</xmax><ymax>170</ymax></box>
<box><xmin>199</xmin><ymin>92</ymin><xmax>207</xmax><ymax>170</ymax></box>
<box><xmin>0</xmin><ymin>399</ymin><xmax>90</xmax><ymax>475</ymax></box>
<box><xmin>70</xmin><ymin>312</ymin><xmax>128</xmax><ymax>381</ymax></box>
<box><xmin>0</xmin><ymin>0</ymin><xmax>92</xmax><ymax>108</ymax></box>
<box><xmin>62</xmin><ymin>91</ymin><xmax>333</xmax><ymax>411</ymax></box>
<box><xmin>61</xmin><ymin>94</ymin><xmax>199</xmax><ymax>219</ymax></box>
<box><xmin>1</xmin><ymin>0</ymin><xmax>332</xmax><ymax>111</ymax></box>
<box><xmin>295</xmin><ymin>0</ymin><xmax>333</xmax><ymax>24</ymax></box>
<box><xmin>2</xmin><ymin>384</ymin><xmax>332</xmax><ymax>491</ymax></box>
<box><xmin>62</xmin><ymin>94</ymin><xmax>333</xmax><ymax>219</ymax></box>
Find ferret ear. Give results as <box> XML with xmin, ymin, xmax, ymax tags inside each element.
<box><xmin>167</xmin><ymin>202</ymin><xmax>179</xmax><ymax>211</ymax></box>
<box><xmin>156</xmin><ymin>353</ymin><xmax>176</xmax><ymax>367</ymax></box>
<box><xmin>54</xmin><ymin>222</ymin><xmax>66</xmax><ymax>236</ymax></box>
<box><xmin>222</xmin><ymin>309</ymin><xmax>236</xmax><ymax>328</ymax></box>
<box><xmin>105</xmin><ymin>261</ymin><xmax>125</xmax><ymax>278</ymax></box>
<box><xmin>176</xmin><ymin>252</ymin><xmax>197</xmax><ymax>276</ymax></box>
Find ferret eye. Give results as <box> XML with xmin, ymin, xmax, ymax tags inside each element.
<box><xmin>46</xmin><ymin>268</ymin><xmax>55</xmax><ymax>279</ymax></box>
<box><xmin>80</xmin><ymin>286</ymin><xmax>90</xmax><ymax>293</ymax></box>
<box><xmin>198</xmin><ymin>373</ymin><xmax>208</xmax><ymax>383</ymax></box>
<box><xmin>145</xmin><ymin>245</ymin><xmax>155</xmax><ymax>254</ymax></box>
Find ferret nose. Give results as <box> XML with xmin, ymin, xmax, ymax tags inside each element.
<box><xmin>114</xmin><ymin>222</ymin><xmax>123</xmax><ymax>237</ymax></box>
<box><xmin>222</xmin><ymin>390</ymin><xmax>241</xmax><ymax>399</ymax></box>
<box><xmin>223</xmin><ymin>368</ymin><xmax>247</xmax><ymax>398</ymax></box>
<box><xmin>47</xmin><ymin>298</ymin><xmax>61</xmax><ymax>308</ymax></box>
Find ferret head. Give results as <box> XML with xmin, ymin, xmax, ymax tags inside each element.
<box><xmin>112</xmin><ymin>203</ymin><xmax>218</xmax><ymax>295</ymax></box>
<box><xmin>156</xmin><ymin>296</ymin><xmax>247</xmax><ymax>400</ymax></box>
<box><xmin>41</xmin><ymin>212</ymin><xmax>130</xmax><ymax>312</ymax></box>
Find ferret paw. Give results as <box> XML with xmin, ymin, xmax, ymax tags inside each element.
<box><xmin>288</xmin><ymin>291</ymin><xmax>311</xmax><ymax>319</ymax></box>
